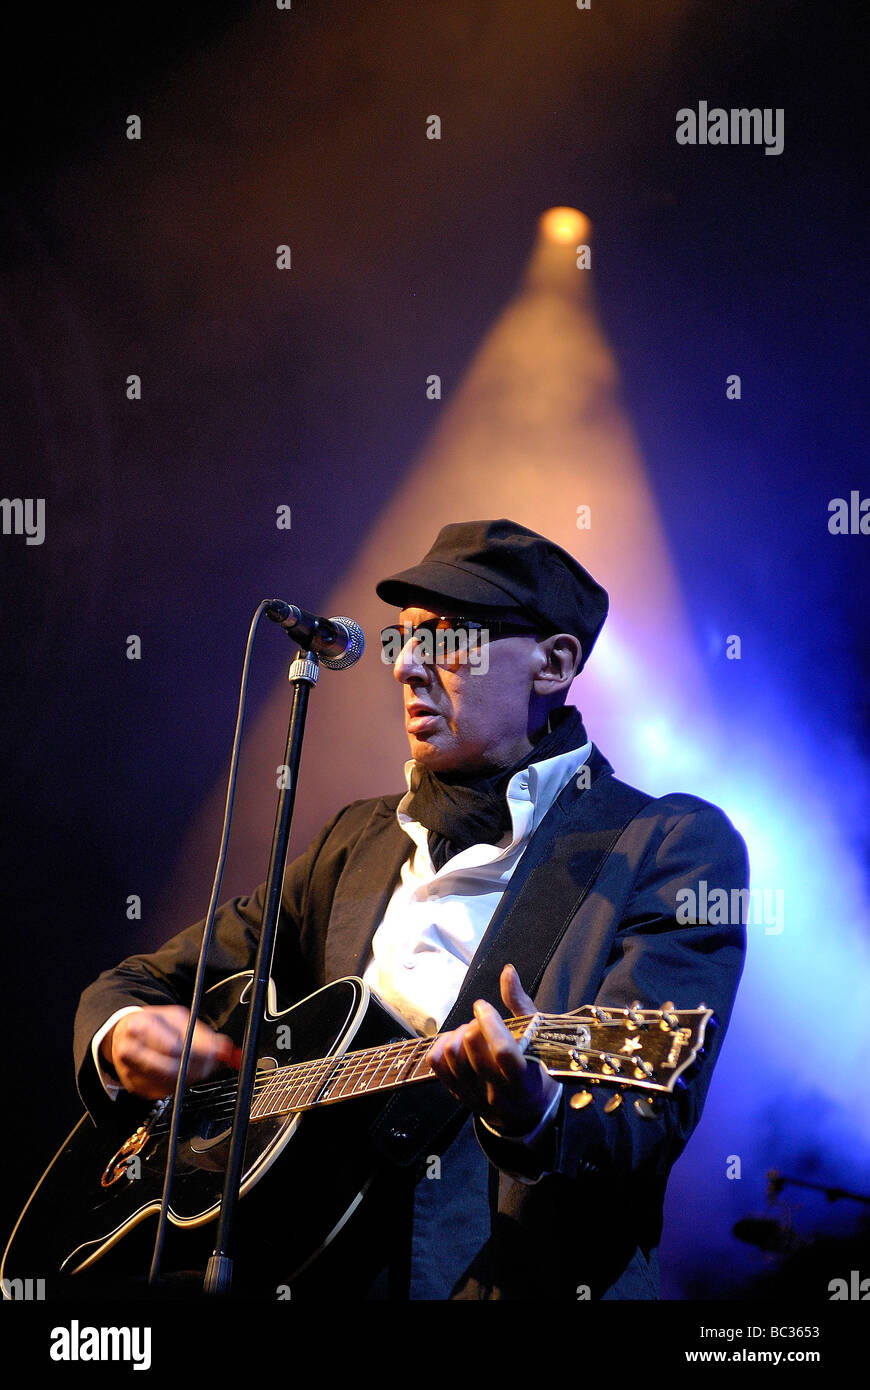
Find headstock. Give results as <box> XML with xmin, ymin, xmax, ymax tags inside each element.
<box><xmin>510</xmin><ymin>1001</ymin><xmax>715</xmax><ymax>1107</ymax></box>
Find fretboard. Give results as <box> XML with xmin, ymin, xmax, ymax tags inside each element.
<box><xmin>248</xmin><ymin>1034</ymin><xmax>438</xmax><ymax>1120</ymax></box>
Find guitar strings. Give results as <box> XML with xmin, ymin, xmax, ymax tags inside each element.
<box><xmin>145</xmin><ymin>1019</ymin><xmax>665</xmax><ymax>1135</ymax></box>
<box><xmin>173</xmin><ymin>1008</ymin><xmax>653</xmax><ymax>1105</ymax></box>
<box><xmin>148</xmin><ymin>1037</ymin><xmax>432</xmax><ymax>1133</ymax></box>
<box><xmin>164</xmin><ymin>1014</ymin><xmax>662</xmax><ymax>1120</ymax></box>
<box><xmin>170</xmin><ymin>1013</ymin><xmax>623</xmax><ymax>1113</ymax></box>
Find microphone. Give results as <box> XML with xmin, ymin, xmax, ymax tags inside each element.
<box><xmin>264</xmin><ymin>601</ymin><xmax>365</xmax><ymax>670</ymax></box>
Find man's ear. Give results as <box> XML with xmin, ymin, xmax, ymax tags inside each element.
<box><xmin>531</xmin><ymin>633</ymin><xmax>582</xmax><ymax>697</ymax></box>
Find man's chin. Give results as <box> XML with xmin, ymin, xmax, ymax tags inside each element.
<box><xmin>408</xmin><ymin>736</ymin><xmax>490</xmax><ymax>780</ymax></box>
<box><xmin>407</xmin><ymin>732</ymin><xmax>458</xmax><ymax>773</ymax></box>
<box><xmin>408</xmin><ymin>734</ymin><xmax>444</xmax><ymax>762</ymax></box>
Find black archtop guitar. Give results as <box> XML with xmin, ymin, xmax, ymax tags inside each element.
<box><xmin>1</xmin><ymin>972</ymin><xmax>713</xmax><ymax>1298</ymax></box>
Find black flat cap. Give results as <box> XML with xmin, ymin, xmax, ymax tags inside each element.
<box><xmin>376</xmin><ymin>518</ymin><xmax>608</xmax><ymax>670</ymax></box>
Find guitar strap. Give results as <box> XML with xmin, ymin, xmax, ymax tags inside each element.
<box><xmin>367</xmin><ymin>747</ymin><xmax>653</xmax><ymax>1167</ymax></box>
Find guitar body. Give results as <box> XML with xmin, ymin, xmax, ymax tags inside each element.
<box><xmin>2</xmin><ymin>975</ymin><xmax>416</xmax><ymax>1299</ymax></box>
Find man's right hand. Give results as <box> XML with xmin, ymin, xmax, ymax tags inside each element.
<box><xmin>100</xmin><ymin>1006</ymin><xmax>240</xmax><ymax>1100</ymax></box>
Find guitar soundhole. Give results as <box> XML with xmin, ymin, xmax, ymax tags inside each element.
<box><xmin>190</xmin><ymin>1120</ymin><xmax>233</xmax><ymax>1152</ymax></box>
<box><xmin>189</xmin><ymin>1056</ymin><xmax>277</xmax><ymax>1153</ymax></box>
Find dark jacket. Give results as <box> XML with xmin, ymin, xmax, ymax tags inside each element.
<box><xmin>74</xmin><ymin>748</ymin><xmax>747</xmax><ymax>1299</ymax></box>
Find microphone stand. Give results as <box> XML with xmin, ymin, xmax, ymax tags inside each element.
<box><xmin>203</xmin><ymin>645</ymin><xmax>321</xmax><ymax>1296</ymax></box>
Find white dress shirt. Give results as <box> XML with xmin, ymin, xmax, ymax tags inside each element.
<box><xmin>361</xmin><ymin>741</ymin><xmax>592</xmax><ymax>1034</ymax></box>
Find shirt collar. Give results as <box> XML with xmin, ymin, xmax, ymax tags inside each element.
<box><xmin>397</xmin><ymin>741</ymin><xmax>592</xmax><ymax>852</ymax></box>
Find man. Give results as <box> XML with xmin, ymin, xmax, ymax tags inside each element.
<box><xmin>75</xmin><ymin>518</ymin><xmax>747</xmax><ymax>1299</ymax></box>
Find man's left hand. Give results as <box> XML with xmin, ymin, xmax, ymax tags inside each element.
<box><xmin>427</xmin><ymin>963</ymin><xmax>560</xmax><ymax>1136</ymax></box>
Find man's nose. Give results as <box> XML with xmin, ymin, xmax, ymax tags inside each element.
<box><xmin>393</xmin><ymin>633</ymin><xmax>431</xmax><ymax>683</ymax></box>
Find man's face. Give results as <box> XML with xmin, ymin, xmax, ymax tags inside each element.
<box><xmin>391</xmin><ymin>606</ymin><xmax>545</xmax><ymax>776</ymax></box>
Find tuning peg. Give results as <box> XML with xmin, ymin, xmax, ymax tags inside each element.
<box><xmin>604</xmin><ymin>1094</ymin><xmax>623</xmax><ymax>1113</ymax></box>
<box><xmin>658</xmin><ymin>1001</ymin><xmax>679</xmax><ymax>1030</ymax></box>
<box><xmin>634</xmin><ymin>1096</ymin><xmax>659</xmax><ymax>1121</ymax></box>
<box><xmin>569</xmin><ymin>1090</ymin><xmax>594</xmax><ymax>1110</ymax></box>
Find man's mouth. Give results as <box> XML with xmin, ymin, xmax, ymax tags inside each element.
<box><xmin>406</xmin><ymin>704</ymin><xmax>441</xmax><ymax>732</ymax></box>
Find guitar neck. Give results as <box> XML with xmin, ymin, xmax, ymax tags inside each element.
<box><xmin>249</xmin><ymin>1034</ymin><xmax>438</xmax><ymax>1121</ymax></box>
<box><xmin>243</xmin><ymin>1000</ymin><xmax>709</xmax><ymax>1120</ymax></box>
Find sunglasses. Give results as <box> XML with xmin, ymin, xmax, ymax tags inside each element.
<box><xmin>379</xmin><ymin>615</ymin><xmax>541</xmax><ymax>666</ymax></box>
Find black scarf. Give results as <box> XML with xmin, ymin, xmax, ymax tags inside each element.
<box><xmin>405</xmin><ymin>704</ymin><xmax>589</xmax><ymax>871</ymax></box>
